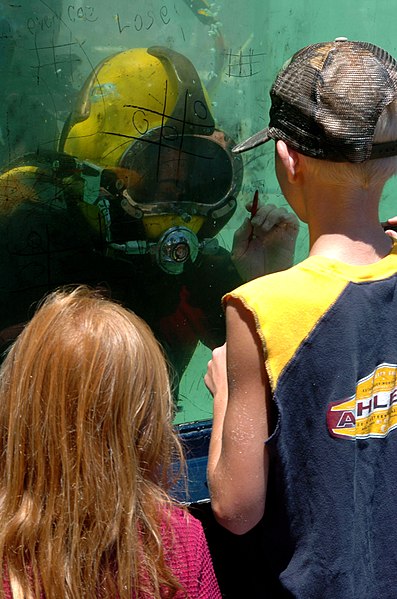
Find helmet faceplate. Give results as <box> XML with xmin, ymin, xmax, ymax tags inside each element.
<box><xmin>60</xmin><ymin>47</ymin><xmax>243</xmax><ymax>265</ymax></box>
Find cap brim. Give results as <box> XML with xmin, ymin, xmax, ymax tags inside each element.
<box><xmin>232</xmin><ymin>128</ymin><xmax>271</xmax><ymax>154</ymax></box>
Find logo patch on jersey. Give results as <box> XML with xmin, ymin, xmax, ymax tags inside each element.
<box><xmin>327</xmin><ymin>363</ymin><xmax>397</xmax><ymax>440</ymax></box>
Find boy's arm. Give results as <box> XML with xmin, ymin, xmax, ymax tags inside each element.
<box><xmin>205</xmin><ymin>297</ymin><xmax>270</xmax><ymax>535</ymax></box>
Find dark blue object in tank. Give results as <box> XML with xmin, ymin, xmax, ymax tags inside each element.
<box><xmin>173</xmin><ymin>419</ymin><xmax>212</xmax><ymax>504</ymax></box>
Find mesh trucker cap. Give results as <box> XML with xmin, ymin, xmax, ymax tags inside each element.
<box><xmin>233</xmin><ymin>38</ymin><xmax>397</xmax><ymax>162</ymax></box>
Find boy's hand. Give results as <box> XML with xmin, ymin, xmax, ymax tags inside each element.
<box><xmin>204</xmin><ymin>343</ymin><xmax>228</xmax><ymax>402</ymax></box>
<box><xmin>383</xmin><ymin>217</ymin><xmax>397</xmax><ymax>240</ymax></box>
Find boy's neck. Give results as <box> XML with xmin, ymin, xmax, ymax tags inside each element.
<box><xmin>309</xmin><ymin>232</ymin><xmax>393</xmax><ymax>265</ymax></box>
<box><xmin>305</xmin><ymin>188</ymin><xmax>392</xmax><ymax>265</ymax></box>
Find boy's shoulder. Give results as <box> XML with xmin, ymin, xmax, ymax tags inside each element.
<box><xmin>226</xmin><ymin>246</ymin><xmax>397</xmax><ymax>310</ymax></box>
<box><xmin>224</xmin><ymin>256</ymin><xmax>327</xmax><ymax>308</ymax></box>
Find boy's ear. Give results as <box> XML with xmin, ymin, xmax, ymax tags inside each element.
<box><xmin>276</xmin><ymin>140</ymin><xmax>300</xmax><ymax>183</ymax></box>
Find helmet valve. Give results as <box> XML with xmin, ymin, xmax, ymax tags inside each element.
<box><xmin>156</xmin><ymin>226</ymin><xmax>199</xmax><ymax>274</ymax></box>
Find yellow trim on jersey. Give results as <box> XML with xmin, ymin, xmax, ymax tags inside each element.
<box><xmin>225</xmin><ymin>243</ymin><xmax>397</xmax><ymax>389</ymax></box>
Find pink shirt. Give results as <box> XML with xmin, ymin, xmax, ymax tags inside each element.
<box><xmin>2</xmin><ymin>507</ymin><xmax>221</xmax><ymax>598</ymax></box>
<box><xmin>162</xmin><ymin>507</ymin><xmax>221</xmax><ymax>598</ymax></box>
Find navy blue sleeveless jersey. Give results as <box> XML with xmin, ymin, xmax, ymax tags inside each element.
<box><xmin>225</xmin><ymin>243</ymin><xmax>397</xmax><ymax>598</ymax></box>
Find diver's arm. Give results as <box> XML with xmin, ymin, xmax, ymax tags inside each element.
<box><xmin>231</xmin><ymin>202</ymin><xmax>299</xmax><ymax>281</ymax></box>
<box><xmin>205</xmin><ymin>298</ymin><xmax>270</xmax><ymax>535</ymax></box>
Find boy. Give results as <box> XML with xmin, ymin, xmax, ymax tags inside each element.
<box><xmin>205</xmin><ymin>39</ymin><xmax>397</xmax><ymax>597</ymax></box>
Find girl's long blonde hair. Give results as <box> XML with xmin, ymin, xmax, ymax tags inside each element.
<box><xmin>0</xmin><ymin>286</ymin><xmax>185</xmax><ymax>598</ymax></box>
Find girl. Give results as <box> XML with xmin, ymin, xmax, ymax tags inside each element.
<box><xmin>0</xmin><ymin>286</ymin><xmax>220</xmax><ymax>598</ymax></box>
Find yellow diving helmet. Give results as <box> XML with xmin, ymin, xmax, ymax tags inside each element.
<box><xmin>59</xmin><ymin>46</ymin><xmax>243</xmax><ymax>273</ymax></box>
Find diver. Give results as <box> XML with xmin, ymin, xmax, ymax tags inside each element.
<box><xmin>0</xmin><ymin>46</ymin><xmax>298</xmax><ymax>398</ymax></box>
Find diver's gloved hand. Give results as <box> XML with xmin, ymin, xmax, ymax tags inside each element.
<box><xmin>231</xmin><ymin>200</ymin><xmax>299</xmax><ymax>282</ymax></box>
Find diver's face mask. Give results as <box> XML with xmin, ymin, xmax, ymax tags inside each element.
<box><xmin>114</xmin><ymin>126</ymin><xmax>242</xmax><ymax>274</ymax></box>
<box><xmin>78</xmin><ymin>46</ymin><xmax>243</xmax><ymax>274</ymax></box>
